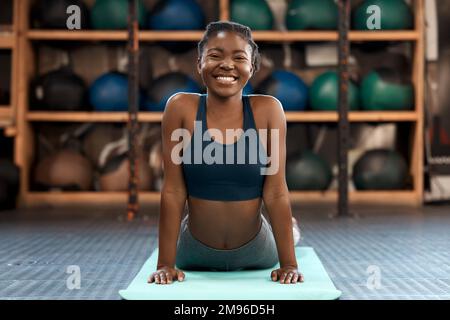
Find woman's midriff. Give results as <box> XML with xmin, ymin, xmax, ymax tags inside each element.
<box><xmin>187</xmin><ymin>196</ymin><xmax>264</xmax><ymax>250</ymax></box>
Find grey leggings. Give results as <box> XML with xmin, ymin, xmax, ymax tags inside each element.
<box><xmin>175</xmin><ymin>213</ymin><xmax>279</xmax><ymax>271</ymax></box>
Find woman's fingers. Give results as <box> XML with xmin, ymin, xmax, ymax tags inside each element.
<box><xmin>160</xmin><ymin>272</ymin><xmax>167</xmax><ymax>284</ymax></box>
<box><xmin>299</xmin><ymin>273</ymin><xmax>304</xmax><ymax>282</ymax></box>
<box><xmin>285</xmin><ymin>272</ymin><xmax>294</xmax><ymax>284</ymax></box>
<box><xmin>177</xmin><ymin>271</ymin><xmax>185</xmax><ymax>282</ymax></box>
<box><xmin>271</xmin><ymin>269</ymin><xmax>304</xmax><ymax>284</ymax></box>
<box><xmin>279</xmin><ymin>272</ymin><xmax>287</xmax><ymax>283</ymax></box>
<box><xmin>165</xmin><ymin>272</ymin><xmax>172</xmax><ymax>284</ymax></box>
<box><xmin>271</xmin><ymin>270</ymin><xmax>278</xmax><ymax>281</ymax></box>
<box><xmin>149</xmin><ymin>269</ymin><xmax>186</xmax><ymax>285</ymax></box>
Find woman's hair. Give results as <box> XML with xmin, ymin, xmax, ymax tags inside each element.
<box><xmin>197</xmin><ymin>21</ymin><xmax>261</xmax><ymax>74</ymax></box>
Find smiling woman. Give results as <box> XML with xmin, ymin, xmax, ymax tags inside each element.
<box><xmin>149</xmin><ymin>21</ymin><xmax>303</xmax><ymax>286</ymax></box>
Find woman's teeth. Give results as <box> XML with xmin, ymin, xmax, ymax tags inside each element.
<box><xmin>215</xmin><ymin>76</ymin><xmax>237</xmax><ymax>84</ymax></box>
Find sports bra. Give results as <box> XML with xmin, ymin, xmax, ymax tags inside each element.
<box><xmin>181</xmin><ymin>94</ymin><xmax>268</xmax><ymax>201</ymax></box>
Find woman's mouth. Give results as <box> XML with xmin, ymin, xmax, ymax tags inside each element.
<box><xmin>214</xmin><ymin>75</ymin><xmax>238</xmax><ymax>85</ymax></box>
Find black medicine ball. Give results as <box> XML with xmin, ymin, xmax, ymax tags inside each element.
<box><xmin>30</xmin><ymin>67</ymin><xmax>89</xmax><ymax>111</ymax></box>
<box><xmin>31</xmin><ymin>0</ymin><xmax>90</xmax><ymax>29</ymax></box>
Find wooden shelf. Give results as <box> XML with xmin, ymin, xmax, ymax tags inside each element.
<box><xmin>27</xmin><ymin>30</ymin><xmax>203</xmax><ymax>41</ymax></box>
<box><xmin>26</xmin><ymin>30</ymin><xmax>419</xmax><ymax>42</ymax></box>
<box><xmin>25</xmin><ymin>192</ymin><xmax>161</xmax><ymax>206</ymax></box>
<box><xmin>0</xmin><ymin>107</ymin><xmax>13</xmax><ymax>128</ymax></box>
<box><xmin>26</xmin><ymin>110</ymin><xmax>418</xmax><ymax>123</ymax></box>
<box><xmin>0</xmin><ymin>34</ymin><xmax>15</xmax><ymax>48</ymax></box>
<box><xmin>289</xmin><ymin>190</ymin><xmax>420</xmax><ymax>205</ymax></box>
<box><xmin>27</xmin><ymin>111</ymin><xmax>163</xmax><ymax>122</ymax></box>
<box><xmin>0</xmin><ymin>106</ymin><xmax>12</xmax><ymax>117</ymax></box>
<box><xmin>348</xmin><ymin>31</ymin><xmax>419</xmax><ymax>41</ymax></box>
<box><xmin>286</xmin><ymin>111</ymin><xmax>418</xmax><ymax>122</ymax></box>
<box><xmin>23</xmin><ymin>190</ymin><xmax>418</xmax><ymax>206</ymax></box>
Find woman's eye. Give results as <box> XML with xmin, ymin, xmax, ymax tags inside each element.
<box><xmin>235</xmin><ymin>56</ymin><xmax>247</xmax><ymax>60</ymax></box>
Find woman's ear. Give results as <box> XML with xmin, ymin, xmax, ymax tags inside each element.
<box><xmin>197</xmin><ymin>58</ymin><xmax>202</xmax><ymax>74</ymax></box>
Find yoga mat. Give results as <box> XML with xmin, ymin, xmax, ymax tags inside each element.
<box><xmin>119</xmin><ymin>247</ymin><xmax>341</xmax><ymax>300</ymax></box>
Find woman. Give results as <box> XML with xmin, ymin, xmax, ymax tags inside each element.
<box><xmin>148</xmin><ymin>21</ymin><xmax>303</xmax><ymax>285</ymax></box>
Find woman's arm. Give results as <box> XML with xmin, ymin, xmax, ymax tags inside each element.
<box><xmin>155</xmin><ymin>94</ymin><xmax>188</xmax><ymax>271</ymax></box>
<box><xmin>260</xmin><ymin>96</ymin><xmax>303</xmax><ymax>283</ymax></box>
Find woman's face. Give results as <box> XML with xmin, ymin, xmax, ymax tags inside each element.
<box><xmin>198</xmin><ymin>31</ymin><xmax>253</xmax><ymax>98</ymax></box>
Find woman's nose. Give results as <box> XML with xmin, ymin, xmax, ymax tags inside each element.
<box><xmin>220</xmin><ymin>59</ymin><xmax>234</xmax><ymax>70</ymax></box>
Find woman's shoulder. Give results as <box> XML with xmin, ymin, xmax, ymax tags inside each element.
<box><xmin>162</xmin><ymin>92</ymin><xmax>202</xmax><ymax>124</ymax></box>
<box><xmin>165</xmin><ymin>92</ymin><xmax>202</xmax><ymax>112</ymax></box>
<box><xmin>247</xmin><ymin>94</ymin><xmax>285</xmax><ymax>122</ymax></box>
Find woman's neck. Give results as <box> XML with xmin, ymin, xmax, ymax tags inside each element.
<box><xmin>205</xmin><ymin>92</ymin><xmax>243</xmax><ymax>118</ymax></box>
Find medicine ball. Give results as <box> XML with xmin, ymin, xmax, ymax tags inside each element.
<box><xmin>256</xmin><ymin>70</ymin><xmax>308</xmax><ymax>111</ymax></box>
<box><xmin>286</xmin><ymin>151</ymin><xmax>333</xmax><ymax>191</ymax></box>
<box><xmin>353</xmin><ymin>0</ymin><xmax>413</xmax><ymax>30</ymax></box>
<box><xmin>91</xmin><ymin>0</ymin><xmax>146</xmax><ymax>30</ymax></box>
<box><xmin>360</xmin><ymin>68</ymin><xmax>414</xmax><ymax>111</ymax></box>
<box><xmin>90</xmin><ymin>72</ymin><xmax>144</xmax><ymax>112</ymax></box>
<box><xmin>310</xmin><ymin>71</ymin><xmax>359</xmax><ymax>111</ymax></box>
<box><xmin>0</xmin><ymin>159</ymin><xmax>19</xmax><ymax>210</ymax></box>
<box><xmin>34</xmin><ymin>149</ymin><xmax>93</xmax><ymax>191</ymax></box>
<box><xmin>144</xmin><ymin>72</ymin><xmax>202</xmax><ymax>112</ymax></box>
<box><xmin>352</xmin><ymin>149</ymin><xmax>408</xmax><ymax>190</ymax></box>
<box><xmin>82</xmin><ymin>124</ymin><xmax>125</xmax><ymax>167</ymax></box>
<box><xmin>286</xmin><ymin>0</ymin><xmax>337</xmax><ymax>30</ymax></box>
<box><xmin>148</xmin><ymin>0</ymin><xmax>205</xmax><ymax>30</ymax></box>
<box><xmin>32</xmin><ymin>0</ymin><xmax>90</xmax><ymax>29</ymax></box>
<box><xmin>30</xmin><ymin>67</ymin><xmax>88</xmax><ymax>111</ymax></box>
<box><xmin>99</xmin><ymin>153</ymin><xmax>152</xmax><ymax>191</ymax></box>
<box><xmin>231</xmin><ymin>0</ymin><xmax>274</xmax><ymax>30</ymax></box>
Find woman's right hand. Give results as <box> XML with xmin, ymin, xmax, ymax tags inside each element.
<box><xmin>148</xmin><ymin>266</ymin><xmax>185</xmax><ymax>284</ymax></box>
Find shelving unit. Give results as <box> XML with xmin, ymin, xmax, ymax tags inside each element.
<box><xmin>14</xmin><ymin>0</ymin><xmax>425</xmax><ymax>207</ymax></box>
<box><xmin>0</xmin><ymin>0</ymin><xmax>19</xmax><ymax>135</ymax></box>
<box><xmin>26</xmin><ymin>111</ymin><xmax>419</xmax><ymax>123</ymax></box>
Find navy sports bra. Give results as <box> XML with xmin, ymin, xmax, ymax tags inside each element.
<box><xmin>182</xmin><ymin>94</ymin><xmax>268</xmax><ymax>201</ymax></box>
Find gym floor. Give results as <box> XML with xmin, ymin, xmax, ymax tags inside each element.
<box><xmin>0</xmin><ymin>204</ymin><xmax>449</xmax><ymax>300</ymax></box>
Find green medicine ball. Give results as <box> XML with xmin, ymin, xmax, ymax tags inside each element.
<box><xmin>310</xmin><ymin>71</ymin><xmax>359</xmax><ymax>111</ymax></box>
<box><xmin>361</xmin><ymin>68</ymin><xmax>414</xmax><ymax>111</ymax></box>
<box><xmin>231</xmin><ymin>0</ymin><xmax>274</xmax><ymax>30</ymax></box>
<box><xmin>353</xmin><ymin>0</ymin><xmax>413</xmax><ymax>30</ymax></box>
<box><xmin>352</xmin><ymin>149</ymin><xmax>408</xmax><ymax>190</ymax></box>
<box><xmin>286</xmin><ymin>0</ymin><xmax>338</xmax><ymax>30</ymax></box>
<box><xmin>91</xmin><ymin>0</ymin><xmax>147</xmax><ymax>30</ymax></box>
<box><xmin>286</xmin><ymin>151</ymin><xmax>333</xmax><ymax>191</ymax></box>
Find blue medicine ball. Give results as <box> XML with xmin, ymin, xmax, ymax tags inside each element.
<box><xmin>144</xmin><ymin>72</ymin><xmax>202</xmax><ymax>112</ymax></box>
<box><xmin>148</xmin><ymin>0</ymin><xmax>205</xmax><ymax>30</ymax></box>
<box><xmin>90</xmin><ymin>72</ymin><xmax>143</xmax><ymax>112</ymax></box>
<box><xmin>256</xmin><ymin>70</ymin><xmax>309</xmax><ymax>111</ymax></box>
<box><xmin>90</xmin><ymin>73</ymin><xmax>128</xmax><ymax>112</ymax></box>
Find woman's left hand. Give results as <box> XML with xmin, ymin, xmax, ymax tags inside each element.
<box><xmin>271</xmin><ymin>266</ymin><xmax>304</xmax><ymax>284</ymax></box>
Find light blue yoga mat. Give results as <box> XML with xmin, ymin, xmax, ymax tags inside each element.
<box><xmin>119</xmin><ymin>247</ymin><xmax>341</xmax><ymax>300</ymax></box>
